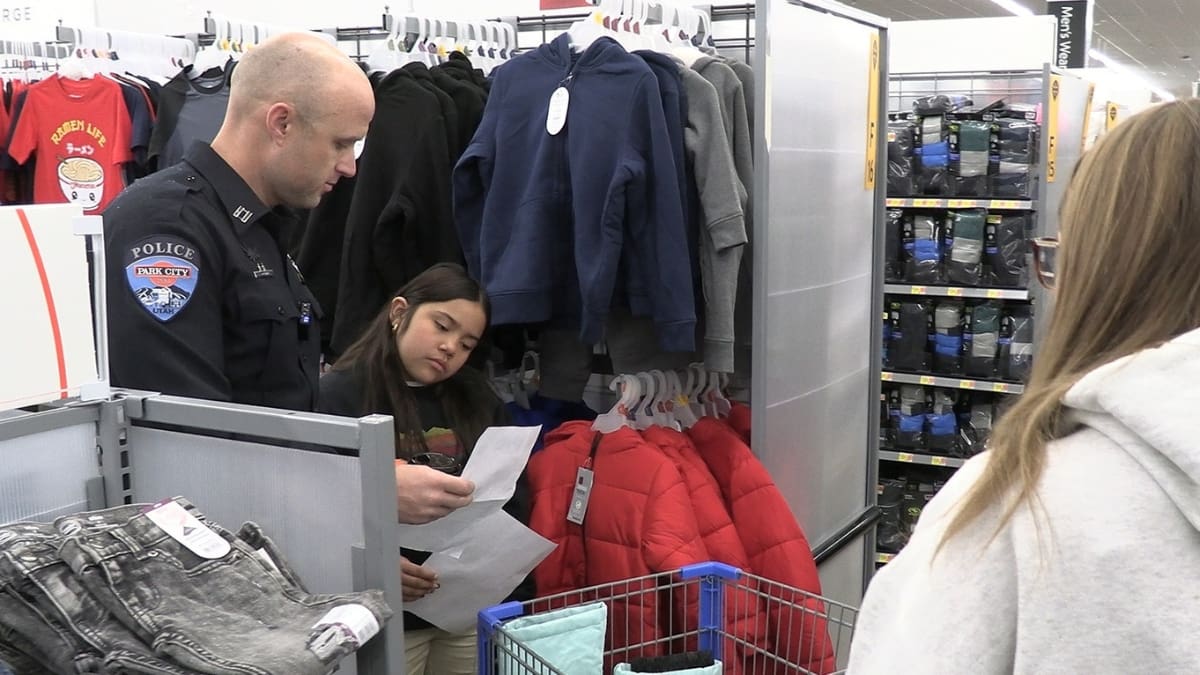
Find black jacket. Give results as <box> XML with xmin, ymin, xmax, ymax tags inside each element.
<box><xmin>316</xmin><ymin>367</ymin><xmax>536</xmax><ymax>631</ymax></box>
<box><xmin>330</xmin><ymin>68</ymin><xmax>462</xmax><ymax>355</ymax></box>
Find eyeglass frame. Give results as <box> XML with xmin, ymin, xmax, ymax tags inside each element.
<box><xmin>1029</xmin><ymin>236</ymin><xmax>1058</xmax><ymax>290</ymax></box>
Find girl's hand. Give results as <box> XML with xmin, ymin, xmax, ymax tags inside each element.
<box><xmin>400</xmin><ymin>555</ymin><xmax>440</xmax><ymax>602</ymax></box>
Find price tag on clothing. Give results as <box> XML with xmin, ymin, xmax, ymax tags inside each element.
<box><xmin>566</xmin><ymin>467</ymin><xmax>595</xmax><ymax>525</ymax></box>
<box><xmin>143</xmin><ymin>500</ymin><xmax>231</xmax><ymax>560</ymax></box>
<box><xmin>546</xmin><ymin>87</ymin><xmax>570</xmax><ymax>136</ymax></box>
<box><xmin>311</xmin><ymin>604</ymin><xmax>380</xmax><ymax>648</ymax></box>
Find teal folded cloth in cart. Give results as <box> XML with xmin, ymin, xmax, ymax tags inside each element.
<box><xmin>614</xmin><ymin>660</ymin><xmax>725</xmax><ymax>674</ymax></box>
<box><xmin>500</xmin><ymin>602</ymin><xmax>607</xmax><ymax>675</ymax></box>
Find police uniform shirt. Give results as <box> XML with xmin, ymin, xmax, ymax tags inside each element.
<box><xmin>103</xmin><ymin>141</ymin><xmax>321</xmax><ymax>411</ymax></box>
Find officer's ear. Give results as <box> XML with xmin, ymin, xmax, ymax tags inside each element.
<box><xmin>265</xmin><ymin>102</ymin><xmax>301</xmax><ymax>143</ymax></box>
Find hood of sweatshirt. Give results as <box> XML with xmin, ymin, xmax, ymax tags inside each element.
<box><xmin>1063</xmin><ymin>326</ymin><xmax>1200</xmax><ymax>533</ymax></box>
<box><xmin>537</xmin><ymin>33</ymin><xmax>631</xmax><ymax>74</ymax></box>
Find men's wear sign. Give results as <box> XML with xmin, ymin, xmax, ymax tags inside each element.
<box><xmin>1047</xmin><ymin>0</ymin><xmax>1093</xmax><ymax>69</ymax></box>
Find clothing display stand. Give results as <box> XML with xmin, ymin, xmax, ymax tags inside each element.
<box><xmin>0</xmin><ymin>206</ymin><xmax>406</xmax><ymax>673</ymax></box>
<box><xmin>875</xmin><ymin>65</ymin><xmax>1092</xmax><ymax>568</ymax></box>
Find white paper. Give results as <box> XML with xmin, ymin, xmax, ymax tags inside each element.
<box><xmin>405</xmin><ymin>510</ymin><xmax>556</xmax><ymax>633</ymax></box>
<box><xmin>397</xmin><ymin>425</ymin><xmax>541</xmax><ymax>552</ymax></box>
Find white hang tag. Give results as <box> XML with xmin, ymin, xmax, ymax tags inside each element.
<box><xmin>546</xmin><ymin>86</ymin><xmax>570</xmax><ymax>136</ymax></box>
<box><xmin>566</xmin><ymin>466</ymin><xmax>594</xmax><ymax>525</ymax></box>
<box><xmin>143</xmin><ymin>500</ymin><xmax>231</xmax><ymax>560</ymax></box>
<box><xmin>311</xmin><ymin>604</ymin><xmax>381</xmax><ymax>647</ymax></box>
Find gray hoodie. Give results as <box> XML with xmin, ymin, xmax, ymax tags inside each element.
<box><xmin>677</xmin><ymin>66</ymin><xmax>747</xmax><ymax>372</ymax></box>
<box><xmin>849</xmin><ymin>327</ymin><xmax>1200</xmax><ymax>674</ymax></box>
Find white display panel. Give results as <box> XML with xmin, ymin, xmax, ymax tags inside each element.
<box><xmin>0</xmin><ymin>204</ymin><xmax>99</xmax><ymax>411</ymax></box>
<box><xmin>890</xmin><ymin>16</ymin><xmax>1056</xmax><ymax>74</ymax></box>
<box><xmin>0</xmin><ymin>423</ymin><xmax>98</xmax><ymax>524</ymax></box>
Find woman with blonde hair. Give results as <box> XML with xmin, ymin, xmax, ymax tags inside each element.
<box><xmin>848</xmin><ymin>99</ymin><xmax>1200</xmax><ymax>674</ymax></box>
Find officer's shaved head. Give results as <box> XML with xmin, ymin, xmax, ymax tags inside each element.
<box><xmin>210</xmin><ymin>31</ymin><xmax>375</xmax><ymax>209</ymax></box>
<box><xmin>228</xmin><ymin>31</ymin><xmax>369</xmax><ymax>121</ymax></box>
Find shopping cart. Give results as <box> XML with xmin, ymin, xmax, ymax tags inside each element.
<box><xmin>477</xmin><ymin>562</ymin><xmax>859</xmax><ymax>675</ymax></box>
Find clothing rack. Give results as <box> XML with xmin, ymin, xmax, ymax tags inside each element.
<box><xmin>0</xmin><ymin>38</ymin><xmax>71</xmax><ymax>62</ymax></box>
<box><xmin>504</xmin><ymin>2</ymin><xmax>755</xmax><ymax>61</ymax></box>
<box><xmin>55</xmin><ymin>25</ymin><xmax>196</xmax><ymax>61</ymax></box>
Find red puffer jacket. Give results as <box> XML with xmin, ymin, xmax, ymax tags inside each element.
<box><xmin>528</xmin><ymin>422</ymin><xmax>709</xmax><ymax>663</ymax></box>
<box><xmin>727</xmin><ymin>402</ymin><xmax>752</xmax><ymax>446</ymax></box>
<box><xmin>642</xmin><ymin>427</ymin><xmax>770</xmax><ymax>674</ymax></box>
<box><xmin>687</xmin><ymin>418</ymin><xmax>836</xmax><ymax>674</ymax></box>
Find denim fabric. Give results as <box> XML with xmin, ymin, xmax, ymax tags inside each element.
<box><xmin>0</xmin><ymin>522</ymin><xmax>106</xmax><ymax>674</ymax></box>
<box><xmin>56</xmin><ymin>498</ymin><xmax>392</xmax><ymax>675</ymax></box>
<box><xmin>1</xmin><ymin>627</ymin><xmax>55</xmax><ymax>674</ymax></box>
<box><xmin>0</xmin><ymin>516</ymin><xmax>201</xmax><ymax>675</ymax></box>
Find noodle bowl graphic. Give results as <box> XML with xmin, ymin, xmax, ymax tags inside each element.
<box><xmin>58</xmin><ymin>157</ymin><xmax>104</xmax><ymax>208</ymax></box>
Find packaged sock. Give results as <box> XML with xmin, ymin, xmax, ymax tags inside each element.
<box><xmin>945</xmin><ymin>209</ymin><xmax>985</xmax><ymax>286</ymax></box>
<box><xmin>913</xmin><ymin>94</ymin><xmax>973</xmax><ymax>115</ymax></box>
<box><xmin>933</xmin><ymin>300</ymin><xmax>964</xmax><ymax>374</ymax></box>
<box><xmin>904</xmin><ymin>214</ymin><xmax>941</xmax><ymax>283</ymax></box>
<box><xmin>888</xmin><ymin>119</ymin><xmax>916</xmax><ymax>196</ymax></box>
<box><xmin>895</xmin><ymin>384</ymin><xmax>928</xmax><ymax>449</ymax></box>
<box><xmin>889</xmin><ymin>300</ymin><xmax>931</xmax><ymax>372</ymax></box>
<box><xmin>886</xmin><ymin>209</ymin><xmax>904</xmax><ymax>282</ymax></box>
<box><xmin>876</xmin><ymin>478</ymin><xmax>908</xmax><ymax>553</ymax></box>
<box><xmin>927</xmin><ymin>390</ymin><xmax>958</xmax><ymax>453</ymax></box>
<box><xmin>1005</xmin><ymin>305</ymin><xmax>1035</xmax><ymax>381</ymax></box>
<box><xmin>987</xmin><ymin>214</ymin><xmax>1030</xmax><ymax>287</ymax></box>
<box><xmin>951</xmin><ymin>120</ymin><xmax>995</xmax><ymax>196</ymax></box>
<box><xmin>915</xmin><ymin>114</ymin><xmax>953</xmax><ymax>195</ymax></box>
<box><xmin>965</xmin><ymin>302</ymin><xmax>1002</xmax><ymax>378</ymax></box>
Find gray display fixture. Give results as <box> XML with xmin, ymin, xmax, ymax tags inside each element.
<box><xmin>753</xmin><ymin>0</ymin><xmax>889</xmax><ymax>609</ymax></box>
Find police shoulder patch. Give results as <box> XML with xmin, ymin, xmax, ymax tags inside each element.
<box><xmin>125</xmin><ymin>236</ymin><xmax>201</xmax><ymax>322</ymax></box>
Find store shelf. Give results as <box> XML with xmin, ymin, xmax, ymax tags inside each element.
<box><xmin>879</xmin><ymin>450</ymin><xmax>966</xmax><ymax>468</ymax></box>
<box><xmin>875</xmin><ymin>552</ymin><xmax>896</xmax><ymax>564</ymax></box>
<box><xmin>885</xmin><ymin>197</ymin><xmax>1035</xmax><ymax>210</ymax></box>
<box><xmin>881</xmin><ymin>371</ymin><xmax>1025</xmax><ymax>395</ymax></box>
<box><xmin>884</xmin><ymin>284</ymin><xmax>1030</xmax><ymax>301</ymax></box>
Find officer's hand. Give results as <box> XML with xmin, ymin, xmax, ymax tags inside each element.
<box><xmin>400</xmin><ymin>555</ymin><xmax>439</xmax><ymax>602</ymax></box>
<box><xmin>394</xmin><ymin>463</ymin><xmax>475</xmax><ymax>524</ymax></box>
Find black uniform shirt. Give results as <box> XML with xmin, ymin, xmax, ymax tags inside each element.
<box><xmin>103</xmin><ymin>142</ymin><xmax>322</xmax><ymax>411</ymax></box>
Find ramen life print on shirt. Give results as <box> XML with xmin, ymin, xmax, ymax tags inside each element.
<box><xmin>6</xmin><ymin>74</ymin><xmax>133</xmax><ymax>214</ymax></box>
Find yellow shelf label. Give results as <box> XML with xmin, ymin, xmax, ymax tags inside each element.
<box><xmin>947</xmin><ymin>287</ymin><xmax>964</xmax><ymax>297</ymax></box>
<box><xmin>919</xmin><ymin>376</ymin><xmax>935</xmax><ymax>385</ymax></box>
<box><xmin>992</xmin><ymin>383</ymin><xmax>1011</xmax><ymax>393</ymax></box>
<box><xmin>913</xmin><ymin>199</ymin><xmax>938</xmax><ymax>208</ymax></box>
<box><xmin>931</xmin><ymin>456</ymin><xmax>947</xmax><ymax>466</ymax></box>
<box><xmin>947</xmin><ymin>199</ymin><xmax>968</xmax><ymax>208</ymax></box>
<box><xmin>897</xmin><ymin>452</ymin><xmax>914</xmax><ymax>463</ymax></box>
<box><xmin>986</xmin><ymin>289</ymin><xmax>1002</xmax><ymax>299</ymax></box>
<box><xmin>864</xmin><ymin>33</ymin><xmax>880</xmax><ymax>190</ymax></box>
<box><xmin>886</xmin><ymin>198</ymin><xmax>903</xmax><ymax>207</ymax></box>
<box><xmin>958</xmin><ymin>379</ymin><xmax>976</xmax><ymax>390</ymax></box>
<box><xmin>1048</xmin><ymin>74</ymin><xmax>1062</xmax><ymax>183</ymax></box>
<box><xmin>881</xmin><ymin>372</ymin><xmax>894</xmax><ymax>381</ymax></box>
<box><xmin>910</xmin><ymin>285</ymin><xmax>927</xmax><ymax>294</ymax></box>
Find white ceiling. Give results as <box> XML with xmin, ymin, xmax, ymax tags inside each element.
<box><xmin>839</xmin><ymin>0</ymin><xmax>1198</xmax><ymax>97</ymax></box>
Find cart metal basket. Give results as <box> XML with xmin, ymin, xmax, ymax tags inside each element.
<box><xmin>478</xmin><ymin>562</ymin><xmax>859</xmax><ymax>674</ymax></box>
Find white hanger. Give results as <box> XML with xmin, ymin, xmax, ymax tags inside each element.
<box><xmin>667</xmin><ymin>370</ymin><xmax>699</xmax><ymax>429</ymax></box>
<box><xmin>632</xmin><ymin>373</ymin><xmax>659</xmax><ymax>430</ymax></box>
<box><xmin>672</xmin><ymin>6</ymin><xmax>707</xmax><ymax>66</ymax></box>
<box><xmin>650</xmin><ymin>370</ymin><xmax>682</xmax><ymax>431</ymax></box>
<box><xmin>593</xmin><ymin>375</ymin><xmax>640</xmax><ymax>433</ymax></box>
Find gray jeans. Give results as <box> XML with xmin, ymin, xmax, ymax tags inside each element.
<box><xmin>56</xmin><ymin>498</ymin><xmax>392</xmax><ymax>675</ymax></box>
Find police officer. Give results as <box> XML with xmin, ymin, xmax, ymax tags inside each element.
<box><xmin>104</xmin><ymin>33</ymin><xmax>473</xmax><ymax>525</ymax></box>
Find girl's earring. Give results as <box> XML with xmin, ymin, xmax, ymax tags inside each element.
<box><xmin>391</xmin><ymin>321</ymin><xmax>400</xmax><ymax>333</ymax></box>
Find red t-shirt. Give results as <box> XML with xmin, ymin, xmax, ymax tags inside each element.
<box><xmin>6</xmin><ymin>74</ymin><xmax>132</xmax><ymax>214</ymax></box>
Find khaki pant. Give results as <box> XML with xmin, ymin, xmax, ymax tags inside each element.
<box><xmin>405</xmin><ymin>627</ymin><xmax>477</xmax><ymax>675</ymax></box>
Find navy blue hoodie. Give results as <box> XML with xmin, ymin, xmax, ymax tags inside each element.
<box><xmin>453</xmin><ymin>34</ymin><xmax>695</xmax><ymax>352</ymax></box>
